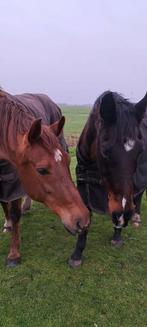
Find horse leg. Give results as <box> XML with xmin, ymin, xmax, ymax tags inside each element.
<box><xmin>6</xmin><ymin>199</ymin><xmax>22</xmax><ymax>267</ymax></box>
<box><xmin>111</xmin><ymin>227</ymin><xmax>123</xmax><ymax>246</ymax></box>
<box><xmin>1</xmin><ymin>202</ymin><xmax>13</xmax><ymax>232</ymax></box>
<box><xmin>21</xmin><ymin>195</ymin><xmax>32</xmax><ymax>214</ymax></box>
<box><xmin>132</xmin><ymin>191</ymin><xmax>144</xmax><ymax>227</ymax></box>
<box><xmin>111</xmin><ymin>211</ymin><xmax>123</xmax><ymax>246</ymax></box>
<box><xmin>68</xmin><ymin>229</ymin><xmax>88</xmax><ymax>268</ymax></box>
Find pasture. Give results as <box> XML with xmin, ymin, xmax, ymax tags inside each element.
<box><xmin>61</xmin><ymin>105</ymin><xmax>90</xmax><ymax>146</ymax></box>
<box><xmin>0</xmin><ymin>105</ymin><xmax>147</xmax><ymax>327</ymax></box>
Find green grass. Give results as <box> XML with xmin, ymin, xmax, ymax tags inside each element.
<box><xmin>0</xmin><ymin>150</ymin><xmax>147</xmax><ymax>327</ymax></box>
<box><xmin>61</xmin><ymin>105</ymin><xmax>90</xmax><ymax>136</ymax></box>
<box><xmin>0</xmin><ymin>107</ymin><xmax>147</xmax><ymax>326</ymax></box>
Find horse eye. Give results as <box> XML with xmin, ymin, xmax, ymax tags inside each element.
<box><xmin>37</xmin><ymin>168</ymin><xmax>49</xmax><ymax>175</ymax></box>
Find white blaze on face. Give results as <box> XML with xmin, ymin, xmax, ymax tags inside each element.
<box><xmin>122</xmin><ymin>197</ymin><xmax>126</xmax><ymax>208</ymax></box>
<box><xmin>124</xmin><ymin>139</ymin><xmax>135</xmax><ymax>152</ymax></box>
<box><xmin>54</xmin><ymin>149</ymin><xmax>62</xmax><ymax>162</ymax></box>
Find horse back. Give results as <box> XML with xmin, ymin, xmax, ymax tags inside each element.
<box><xmin>13</xmin><ymin>93</ymin><xmax>62</xmax><ymax>125</ymax></box>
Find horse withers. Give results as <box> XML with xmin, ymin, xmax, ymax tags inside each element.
<box><xmin>69</xmin><ymin>91</ymin><xmax>147</xmax><ymax>268</ymax></box>
<box><xmin>0</xmin><ymin>90</ymin><xmax>90</xmax><ymax>267</ymax></box>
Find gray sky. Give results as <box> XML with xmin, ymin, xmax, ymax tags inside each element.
<box><xmin>0</xmin><ymin>0</ymin><xmax>147</xmax><ymax>104</ymax></box>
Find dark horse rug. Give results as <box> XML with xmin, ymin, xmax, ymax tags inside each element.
<box><xmin>76</xmin><ymin>93</ymin><xmax>147</xmax><ymax>214</ymax></box>
<box><xmin>0</xmin><ymin>93</ymin><xmax>67</xmax><ymax>202</ymax></box>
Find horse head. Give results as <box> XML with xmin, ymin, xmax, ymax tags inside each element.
<box><xmin>16</xmin><ymin>117</ymin><xmax>90</xmax><ymax>234</ymax></box>
<box><xmin>98</xmin><ymin>91</ymin><xmax>147</xmax><ymax>227</ymax></box>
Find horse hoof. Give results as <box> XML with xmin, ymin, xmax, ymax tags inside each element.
<box><xmin>6</xmin><ymin>257</ymin><xmax>21</xmax><ymax>267</ymax></box>
<box><xmin>111</xmin><ymin>239</ymin><xmax>123</xmax><ymax>247</ymax></box>
<box><xmin>68</xmin><ymin>258</ymin><xmax>82</xmax><ymax>268</ymax></box>
<box><xmin>131</xmin><ymin>214</ymin><xmax>141</xmax><ymax>228</ymax></box>
<box><xmin>132</xmin><ymin>221</ymin><xmax>141</xmax><ymax>228</ymax></box>
<box><xmin>133</xmin><ymin>222</ymin><xmax>140</xmax><ymax>228</ymax></box>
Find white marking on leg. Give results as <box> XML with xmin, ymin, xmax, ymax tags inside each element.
<box><xmin>119</xmin><ymin>214</ymin><xmax>124</xmax><ymax>226</ymax></box>
<box><xmin>132</xmin><ymin>213</ymin><xmax>141</xmax><ymax>227</ymax></box>
<box><xmin>54</xmin><ymin>149</ymin><xmax>62</xmax><ymax>162</ymax></box>
<box><xmin>113</xmin><ymin>215</ymin><xmax>124</xmax><ymax>228</ymax></box>
<box><xmin>3</xmin><ymin>219</ymin><xmax>13</xmax><ymax>232</ymax></box>
<box><xmin>122</xmin><ymin>197</ymin><xmax>126</xmax><ymax>208</ymax></box>
<box><xmin>124</xmin><ymin>139</ymin><xmax>135</xmax><ymax>152</ymax></box>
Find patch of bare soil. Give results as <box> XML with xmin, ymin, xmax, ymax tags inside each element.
<box><xmin>65</xmin><ymin>135</ymin><xmax>79</xmax><ymax>147</ymax></box>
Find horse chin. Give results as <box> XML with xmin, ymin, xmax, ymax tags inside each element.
<box><xmin>64</xmin><ymin>225</ymin><xmax>76</xmax><ymax>236</ymax></box>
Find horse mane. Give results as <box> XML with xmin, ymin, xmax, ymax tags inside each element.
<box><xmin>0</xmin><ymin>90</ymin><xmax>58</xmax><ymax>152</ymax></box>
<box><xmin>112</xmin><ymin>92</ymin><xmax>137</xmax><ymax>141</ymax></box>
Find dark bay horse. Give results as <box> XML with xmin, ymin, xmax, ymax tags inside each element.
<box><xmin>69</xmin><ymin>91</ymin><xmax>147</xmax><ymax>268</ymax></box>
<box><xmin>0</xmin><ymin>89</ymin><xmax>90</xmax><ymax>266</ymax></box>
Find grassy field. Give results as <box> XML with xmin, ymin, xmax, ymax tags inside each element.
<box><xmin>0</xmin><ymin>107</ymin><xmax>147</xmax><ymax>327</ymax></box>
<box><xmin>61</xmin><ymin>105</ymin><xmax>90</xmax><ymax>146</ymax></box>
<box><xmin>61</xmin><ymin>105</ymin><xmax>90</xmax><ymax>136</ymax></box>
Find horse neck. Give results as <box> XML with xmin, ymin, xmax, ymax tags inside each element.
<box><xmin>78</xmin><ymin>117</ymin><xmax>97</xmax><ymax>162</ymax></box>
<box><xmin>0</xmin><ymin>124</ymin><xmax>24</xmax><ymax>166</ymax></box>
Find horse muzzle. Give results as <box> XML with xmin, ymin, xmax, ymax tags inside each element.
<box><xmin>64</xmin><ymin>219</ymin><xmax>90</xmax><ymax>236</ymax></box>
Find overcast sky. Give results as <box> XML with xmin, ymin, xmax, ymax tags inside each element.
<box><xmin>0</xmin><ymin>0</ymin><xmax>146</xmax><ymax>104</ymax></box>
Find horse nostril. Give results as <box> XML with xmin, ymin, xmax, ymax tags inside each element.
<box><xmin>76</xmin><ymin>221</ymin><xmax>81</xmax><ymax>228</ymax></box>
<box><xmin>76</xmin><ymin>220</ymin><xmax>83</xmax><ymax>232</ymax></box>
<box><xmin>76</xmin><ymin>218</ymin><xmax>90</xmax><ymax>233</ymax></box>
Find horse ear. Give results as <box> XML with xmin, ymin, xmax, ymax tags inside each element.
<box><xmin>28</xmin><ymin>118</ymin><xmax>42</xmax><ymax>144</ymax></box>
<box><xmin>100</xmin><ymin>92</ymin><xmax>116</xmax><ymax>125</ymax></box>
<box><xmin>50</xmin><ymin>116</ymin><xmax>65</xmax><ymax>136</ymax></box>
<box><xmin>135</xmin><ymin>93</ymin><xmax>147</xmax><ymax>123</ymax></box>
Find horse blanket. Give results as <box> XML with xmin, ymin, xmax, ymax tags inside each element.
<box><xmin>0</xmin><ymin>93</ymin><xmax>67</xmax><ymax>202</ymax></box>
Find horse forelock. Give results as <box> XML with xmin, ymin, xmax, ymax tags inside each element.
<box><xmin>113</xmin><ymin>93</ymin><xmax>138</xmax><ymax>142</ymax></box>
<box><xmin>39</xmin><ymin>128</ymin><xmax>59</xmax><ymax>152</ymax></box>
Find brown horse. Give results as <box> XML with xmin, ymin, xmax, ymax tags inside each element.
<box><xmin>69</xmin><ymin>91</ymin><xmax>147</xmax><ymax>268</ymax></box>
<box><xmin>0</xmin><ymin>89</ymin><xmax>90</xmax><ymax>266</ymax></box>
